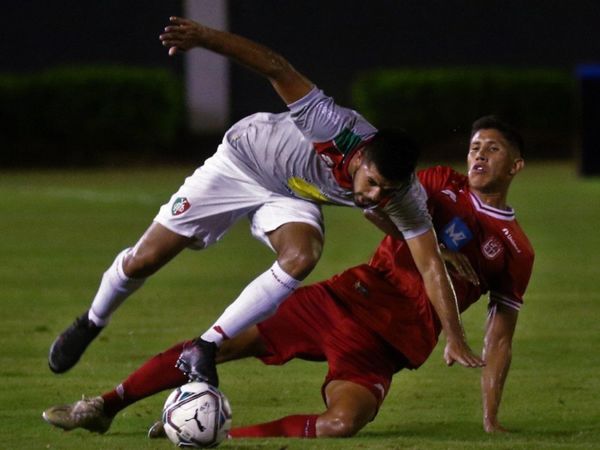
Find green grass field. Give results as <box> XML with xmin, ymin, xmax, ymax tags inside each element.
<box><xmin>1</xmin><ymin>161</ymin><xmax>599</xmax><ymax>449</ymax></box>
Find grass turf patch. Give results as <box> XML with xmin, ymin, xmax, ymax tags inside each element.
<box><xmin>0</xmin><ymin>161</ymin><xmax>599</xmax><ymax>449</ymax></box>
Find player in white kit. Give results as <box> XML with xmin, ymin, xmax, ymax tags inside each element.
<box><xmin>48</xmin><ymin>16</ymin><xmax>483</xmax><ymax>386</ymax></box>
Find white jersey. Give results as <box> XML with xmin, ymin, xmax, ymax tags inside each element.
<box><xmin>219</xmin><ymin>87</ymin><xmax>432</xmax><ymax>239</ymax></box>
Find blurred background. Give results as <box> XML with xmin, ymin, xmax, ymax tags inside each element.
<box><xmin>3</xmin><ymin>5</ymin><xmax>600</xmax><ymax>449</ymax></box>
<box><xmin>2</xmin><ymin>0</ymin><xmax>600</xmax><ymax>172</ymax></box>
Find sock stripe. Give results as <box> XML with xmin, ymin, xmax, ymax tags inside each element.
<box><xmin>213</xmin><ymin>326</ymin><xmax>229</xmax><ymax>340</ymax></box>
<box><xmin>304</xmin><ymin>417</ymin><xmax>312</xmax><ymax>437</ymax></box>
<box><xmin>270</xmin><ymin>267</ymin><xmax>298</xmax><ymax>291</ymax></box>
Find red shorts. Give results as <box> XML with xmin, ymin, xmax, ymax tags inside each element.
<box><xmin>257</xmin><ymin>283</ymin><xmax>408</xmax><ymax>408</ymax></box>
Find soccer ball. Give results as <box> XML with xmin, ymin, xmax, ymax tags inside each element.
<box><xmin>162</xmin><ymin>382</ymin><xmax>232</xmax><ymax>448</ymax></box>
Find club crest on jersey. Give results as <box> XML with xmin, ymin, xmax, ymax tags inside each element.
<box><xmin>442</xmin><ymin>217</ymin><xmax>473</xmax><ymax>251</ymax></box>
<box><xmin>482</xmin><ymin>236</ymin><xmax>503</xmax><ymax>260</ymax></box>
<box><xmin>171</xmin><ymin>197</ymin><xmax>191</xmax><ymax>216</ymax></box>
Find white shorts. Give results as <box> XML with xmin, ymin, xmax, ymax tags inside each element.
<box><xmin>154</xmin><ymin>146</ymin><xmax>324</xmax><ymax>250</ymax></box>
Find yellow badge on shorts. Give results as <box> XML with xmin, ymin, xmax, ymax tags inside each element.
<box><xmin>287</xmin><ymin>177</ymin><xmax>329</xmax><ymax>202</ymax></box>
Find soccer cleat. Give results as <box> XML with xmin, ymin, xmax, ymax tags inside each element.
<box><xmin>48</xmin><ymin>311</ymin><xmax>103</xmax><ymax>373</ymax></box>
<box><xmin>147</xmin><ymin>420</ymin><xmax>166</xmax><ymax>439</ymax></box>
<box><xmin>42</xmin><ymin>396</ymin><xmax>113</xmax><ymax>434</ymax></box>
<box><xmin>175</xmin><ymin>338</ymin><xmax>219</xmax><ymax>387</ymax></box>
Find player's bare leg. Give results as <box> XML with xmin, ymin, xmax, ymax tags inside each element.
<box><xmin>48</xmin><ymin>222</ymin><xmax>193</xmax><ymax>374</ymax></box>
<box><xmin>268</xmin><ymin>222</ymin><xmax>324</xmax><ymax>280</ymax></box>
<box><xmin>317</xmin><ymin>380</ymin><xmax>378</xmax><ymax>437</ymax></box>
<box><xmin>177</xmin><ymin>222</ymin><xmax>322</xmax><ymax>386</ymax></box>
<box><xmin>121</xmin><ymin>222</ymin><xmax>194</xmax><ymax>278</ymax></box>
<box><xmin>227</xmin><ymin>380</ymin><xmax>378</xmax><ymax>438</ymax></box>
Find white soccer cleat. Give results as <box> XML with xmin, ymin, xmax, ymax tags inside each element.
<box><xmin>42</xmin><ymin>396</ymin><xmax>113</xmax><ymax>434</ymax></box>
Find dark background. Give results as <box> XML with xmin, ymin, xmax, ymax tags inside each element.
<box><xmin>3</xmin><ymin>1</ymin><xmax>599</xmax><ymax>123</ymax></box>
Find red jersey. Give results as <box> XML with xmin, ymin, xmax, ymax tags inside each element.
<box><xmin>324</xmin><ymin>166</ymin><xmax>534</xmax><ymax>368</ymax></box>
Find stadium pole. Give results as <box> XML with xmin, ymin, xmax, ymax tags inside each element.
<box><xmin>184</xmin><ymin>0</ymin><xmax>230</xmax><ymax>133</ymax></box>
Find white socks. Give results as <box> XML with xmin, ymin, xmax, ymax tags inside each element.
<box><xmin>201</xmin><ymin>261</ymin><xmax>300</xmax><ymax>345</ymax></box>
<box><xmin>87</xmin><ymin>254</ymin><xmax>299</xmax><ymax>344</ymax></box>
<box><xmin>88</xmin><ymin>248</ymin><xmax>146</xmax><ymax>327</ymax></box>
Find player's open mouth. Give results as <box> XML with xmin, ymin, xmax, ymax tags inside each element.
<box><xmin>470</xmin><ymin>164</ymin><xmax>487</xmax><ymax>174</ymax></box>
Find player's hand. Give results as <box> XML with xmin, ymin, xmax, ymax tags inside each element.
<box><xmin>443</xmin><ymin>339</ymin><xmax>485</xmax><ymax>368</ymax></box>
<box><xmin>440</xmin><ymin>247</ymin><xmax>479</xmax><ymax>286</ymax></box>
<box><xmin>363</xmin><ymin>208</ymin><xmax>404</xmax><ymax>240</ymax></box>
<box><xmin>159</xmin><ymin>16</ymin><xmax>204</xmax><ymax>56</ymax></box>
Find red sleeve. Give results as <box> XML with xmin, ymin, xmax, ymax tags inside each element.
<box><xmin>490</xmin><ymin>233</ymin><xmax>534</xmax><ymax>311</ymax></box>
<box><xmin>417</xmin><ymin>166</ymin><xmax>466</xmax><ymax>198</ymax></box>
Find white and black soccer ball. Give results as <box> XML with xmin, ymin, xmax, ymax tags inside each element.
<box><xmin>162</xmin><ymin>381</ymin><xmax>232</xmax><ymax>448</ymax></box>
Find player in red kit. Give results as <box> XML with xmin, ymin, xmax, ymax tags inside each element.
<box><xmin>43</xmin><ymin>116</ymin><xmax>533</xmax><ymax>438</ymax></box>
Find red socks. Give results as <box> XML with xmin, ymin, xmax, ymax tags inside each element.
<box><xmin>99</xmin><ymin>342</ymin><xmax>318</xmax><ymax>440</ymax></box>
<box><xmin>102</xmin><ymin>340</ymin><xmax>191</xmax><ymax>417</ymax></box>
<box><xmin>229</xmin><ymin>414</ymin><xmax>318</xmax><ymax>438</ymax></box>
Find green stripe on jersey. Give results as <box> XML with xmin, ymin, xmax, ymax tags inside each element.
<box><xmin>334</xmin><ymin>127</ymin><xmax>362</xmax><ymax>155</ymax></box>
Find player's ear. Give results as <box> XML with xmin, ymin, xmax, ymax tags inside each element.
<box><xmin>351</xmin><ymin>148</ymin><xmax>365</xmax><ymax>167</ymax></box>
<box><xmin>510</xmin><ymin>158</ymin><xmax>525</xmax><ymax>176</ymax></box>
<box><xmin>349</xmin><ymin>148</ymin><xmax>366</xmax><ymax>178</ymax></box>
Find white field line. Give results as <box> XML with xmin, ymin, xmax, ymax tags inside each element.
<box><xmin>10</xmin><ymin>186</ymin><xmax>162</xmax><ymax>206</ymax></box>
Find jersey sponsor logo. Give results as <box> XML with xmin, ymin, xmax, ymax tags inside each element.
<box><xmin>482</xmin><ymin>236</ymin><xmax>503</xmax><ymax>260</ymax></box>
<box><xmin>501</xmin><ymin>227</ymin><xmax>521</xmax><ymax>253</ymax></box>
<box><xmin>171</xmin><ymin>197</ymin><xmax>191</xmax><ymax>216</ymax></box>
<box><xmin>442</xmin><ymin>217</ymin><xmax>473</xmax><ymax>251</ymax></box>
<box><xmin>287</xmin><ymin>177</ymin><xmax>330</xmax><ymax>202</ymax></box>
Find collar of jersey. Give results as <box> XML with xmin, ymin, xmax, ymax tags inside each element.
<box><xmin>468</xmin><ymin>192</ymin><xmax>515</xmax><ymax>221</ymax></box>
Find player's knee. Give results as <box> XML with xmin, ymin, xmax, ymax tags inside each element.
<box><xmin>318</xmin><ymin>415</ymin><xmax>362</xmax><ymax>438</ymax></box>
<box><xmin>277</xmin><ymin>247</ymin><xmax>321</xmax><ymax>280</ymax></box>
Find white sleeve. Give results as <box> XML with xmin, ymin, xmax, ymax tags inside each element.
<box><xmin>287</xmin><ymin>87</ymin><xmax>377</xmax><ymax>147</ymax></box>
<box><xmin>382</xmin><ymin>175</ymin><xmax>433</xmax><ymax>240</ymax></box>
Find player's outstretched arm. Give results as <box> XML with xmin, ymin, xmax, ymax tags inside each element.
<box><xmin>159</xmin><ymin>16</ymin><xmax>314</xmax><ymax>104</ymax></box>
<box><xmin>439</xmin><ymin>246</ymin><xmax>480</xmax><ymax>286</ymax></box>
<box><xmin>405</xmin><ymin>229</ymin><xmax>484</xmax><ymax>368</ymax></box>
<box><xmin>481</xmin><ymin>303</ymin><xmax>518</xmax><ymax>433</ymax></box>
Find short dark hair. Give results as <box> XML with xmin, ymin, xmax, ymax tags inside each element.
<box><xmin>471</xmin><ymin>115</ymin><xmax>524</xmax><ymax>157</ymax></box>
<box><xmin>362</xmin><ymin>129</ymin><xmax>420</xmax><ymax>183</ymax></box>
